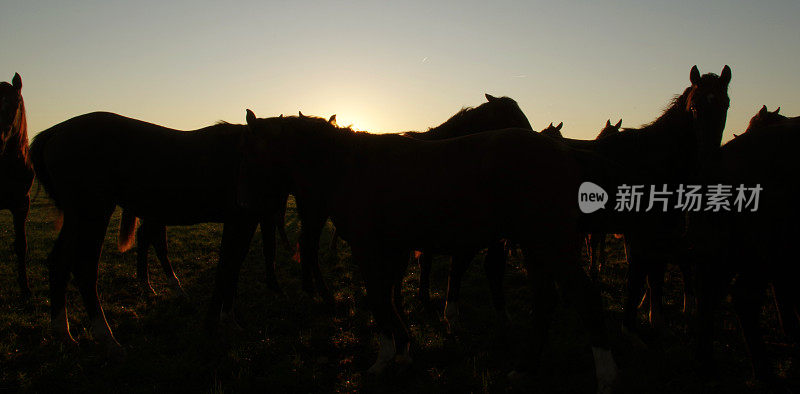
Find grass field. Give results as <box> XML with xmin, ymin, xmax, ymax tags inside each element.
<box><xmin>0</xmin><ymin>185</ymin><xmax>797</xmax><ymax>393</ymax></box>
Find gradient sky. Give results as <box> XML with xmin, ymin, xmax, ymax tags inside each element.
<box><xmin>2</xmin><ymin>1</ymin><xmax>798</xmax><ymax>141</ymax></box>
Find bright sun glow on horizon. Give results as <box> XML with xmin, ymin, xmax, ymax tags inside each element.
<box><xmin>2</xmin><ymin>1</ymin><xmax>798</xmax><ymax>141</ymax></box>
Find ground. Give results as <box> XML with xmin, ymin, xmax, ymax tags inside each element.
<box><xmin>0</xmin><ymin>185</ymin><xmax>798</xmax><ymax>393</ymax></box>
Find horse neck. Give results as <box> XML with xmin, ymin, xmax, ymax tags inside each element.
<box><xmin>595</xmin><ymin>115</ymin><xmax>696</xmax><ymax>181</ymax></box>
<box><xmin>289</xmin><ymin>127</ymin><xmax>354</xmax><ymax>194</ymax></box>
<box><xmin>420</xmin><ymin>109</ymin><xmax>485</xmax><ymax>140</ymax></box>
<box><xmin>1</xmin><ymin>102</ymin><xmax>29</xmax><ymax>163</ymax></box>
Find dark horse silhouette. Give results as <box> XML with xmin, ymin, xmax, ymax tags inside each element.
<box><xmin>0</xmin><ymin>73</ymin><xmax>34</xmax><ymax>300</ymax></box>
<box><xmin>539</xmin><ymin>121</ymin><xmax>564</xmax><ymax>138</ymax></box>
<box><xmin>585</xmin><ymin>119</ymin><xmax>624</xmax><ymax>282</ymax></box>
<box><xmin>236</xmin><ymin>66</ymin><xmax>729</xmax><ymax>393</ymax></box>
<box><xmin>553</xmin><ymin>66</ymin><xmax>730</xmax><ymax>334</ymax></box>
<box><xmin>691</xmin><ymin>112</ymin><xmax>800</xmax><ymax>390</ymax></box>
<box><xmin>119</xmin><ymin>194</ymin><xmax>292</xmax><ymax>296</ymax></box>
<box><xmin>238</xmin><ymin>111</ymin><xmax>621</xmax><ymax>391</ymax></box>
<box><xmin>403</xmin><ymin>94</ymin><xmax>533</xmax><ymax>326</ymax></box>
<box><xmin>290</xmin><ymin>95</ymin><xmax>533</xmax><ymax>316</ymax></box>
<box><xmin>539</xmin><ymin>119</ymin><xmax>625</xmax><ymax>282</ymax></box>
<box><xmin>29</xmin><ymin>113</ymin><xmax>285</xmax><ymax>347</ymax></box>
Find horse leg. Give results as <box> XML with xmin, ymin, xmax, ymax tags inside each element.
<box><xmin>47</xmin><ymin>229</ymin><xmax>74</xmax><ymax>344</ymax></box>
<box><xmin>207</xmin><ymin>220</ymin><xmax>258</xmax><ymax>333</ymax></box>
<box><xmin>444</xmin><ymin>252</ymin><xmax>472</xmax><ymax>332</ymax></box>
<box><xmin>416</xmin><ymin>252</ymin><xmax>432</xmax><ymax>303</ymax></box>
<box><xmin>275</xmin><ymin>193</ymin><xmax>293</xmax><ymax>252</ymax></box>
<box><xmin>680</xmin><ymin>260</ymin><xmax>697</xmax><ymax>315</ymax></box>
<box><xmin>259</xmin><ymin>218</ymin><xmax>282</xmax><ymax>294</ymax></box>
<box><xmin>297</xmin><ymin>205</ymin><xmax>333</xmax><ymax>303</ymax></box>
<box><xmin>623</xmin><ymin>237</ymin><xmax>646</xmax><ymax>332</ymax></box>
<box><xmin>550</xmin><ymin>236</ymin><xmax>618</xmax><ymax>393</ymax></box>
<box><xmin>135</xmin><ymin>222</ymin><xmax>156</xmax><ymax>295</ymax></box>
<box><xmin>151</xmin><ymin>224</ymin><xmax>183</xmax><ymax>294</ymax></box>
<box><xmin>484</xmin><ymin>240</ymin><xmax>509</xmax><ymax>323</ymax></box>
<box><xmin>731</xmin><ymin>275</ymin><xmax>775</xmax><ymax>384</ymax></box>
<box><xmin>646</xmin><ymin>257</ymin><xmax>667</xmax><ymax>333</ymax></box>
<box><xmin>773</xmin><ymin>279</ymin><xmax>800</xmax><ymax>339</ymax></box>
<box><xmin>70</xmin><ymin>212</ymin><xmax>119</xmax><ymax>349</ymax></box>
<box><xmin>356</xmin><ymin>247</ymin><xmax>411</xmax><ymax>375</ymax></box>
<box><xmin>11</xmin><ymin>197</ymin><xmax>31</xmax><ymax>299</ymax></box>
<box><xmin>511</xmin><ymin>244</ymin><xmax>558</xmax><ymax>378</ymax></box>
<box><xmin>589</xmin><ymin>233</ymin><xmax>604</xmax><ymax>282</ymax></box>
<box><xmin>594</xmin><ymin>234</ymin><xmax>606</xmax><ymax>281</ymax></box>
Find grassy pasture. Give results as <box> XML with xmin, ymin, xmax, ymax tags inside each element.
<box><xmin>0</xmin><ymin>183</ymin><xmax>797</xmax><ymax>393</ymax></box>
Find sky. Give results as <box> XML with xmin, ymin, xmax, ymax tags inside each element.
<box><xmin>2</xmin><ymin>0</ymin><xmax>798</xmax><ymax>141</ymax></box>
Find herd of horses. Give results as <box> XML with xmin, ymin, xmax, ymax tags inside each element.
<box><xmin>1</xmin><ymin>65</ymin><xmax>799</xmax><ymax>392</ymax></box>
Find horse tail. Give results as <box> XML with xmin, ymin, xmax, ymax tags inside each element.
<box><xmin>118</xmin><ymin>210</ymin><xmax>138</xmax><ymax>253</ymax></box>
<box><xmin>29</xmin><ymin>126</ymin><xmax>64</xmax><ymax>228</ymax></box>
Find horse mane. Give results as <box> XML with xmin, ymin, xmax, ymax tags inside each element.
<box><xmin>630</xmin><ymin>86</ymin><xmax>691</xmax><ymax>132</ymax></box>
<box><xmin>407</xmin><ymin>96</ymin><xmax>521</xmax><ymax>140</ymax></box>
<box><xmin>282</xmin><ymin>115</ymin><xmax>356</xmax><ymax>136</ymax></box>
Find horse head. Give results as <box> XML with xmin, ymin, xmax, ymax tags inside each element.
<box><xmin>685</xmin><ymin>65</ymin><xmax>731</xmax><ymax>161</ymax></box>
<box><xmin>540</xmin><ymin>122</ymin><xmax>564</xmax><ymax>139</ymax></box>
<box><xmin>596</xmin><ymin>119</ymin><xmax>622</xmax><ymax>139</ymax></box>
<box><xmin>745</xmin><ymin>105</ymin><xmax>787</xmax><ymax>133</ymax></box>
<box><xmin>0</xmin><ymin>73</ymin><xmax>24</xmax><ymax>154</ymax></box>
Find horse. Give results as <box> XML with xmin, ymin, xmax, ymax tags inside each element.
<box><xmin>585</xmin><ymin>119</ymin><xmax>624</xmax><ymax>282</ymax></box>
<box><xmin>403</xmin><ymin>94</ymin><xmax>533</xmax><ymax>326</ymax></box>
<box><xmin>539</xmin><ymin>121</ymin><xmax>564</xmax><ymax>138</ymax></box>
<box><xmin>537</xmin><ymin>119</ymin><xmax>627</xmax><ymax>283</ymax></box>
<box><xmin>290</xmin><ymin>94</ymin><xmax>534</xmax><ymax>316</ymax></box>
<box><xmin>238</xmin><ymin>63</ymin><xmax>732</xmax><ymax>389</ymax></box>
<box><xmin>558</xmin><ymin>69</ymin><xmax>730</xmax><ymax>334</ymax></box>
<box><xmin>29</xmin><ymin>112</ymin><xmax>286</xmax><ymax>348</ymax></box>
<box><xmin>0</xmin><ymin>73</ymin><xmax>34</xmax><ymax>300</ymax></box>
<box><xmin>691</xmin><ymin>114</ymin><xmax>800</xmax><ymax>390</ymax></box>
<box><xmin>745</xmin><ymin>105</ymin><xmax>787</xmax><ymax>133</ymax></box>
<box><xmin>121</xmin><ymin>196</ymin><xmax>293</xmax><ymax>296</ymax></box>
<box><xmin>238</xmin><ymin>110</ymin><xmax>622</xmax><ymax>392</ymax></box>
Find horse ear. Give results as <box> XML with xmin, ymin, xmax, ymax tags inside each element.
<box><xmin>298</xmin><ymin>111</ymin><xmax>304</xmax><ymax>118</ymax></box>
<box><xmin>615</xmin><ymin>119</ymin><xmax>622</xmax><ymax>128</ymax></box>
<box><xmin>329</xmin><ymin>114</ymin><xmax>336</xmax><ymax>124</ymax></box>
<box><xmin>775</xmin><ymin>107</ymin><xmax>781</xmax><ymax>114</ymax></box>
<box><xmin>605</xmin><ymin>119</ymin><xmax>611</xmax><ymax>127</ymax></box>
<box><xmin>720</xmin><ymin>65</ymin><xmax>731</xmax><ymax>86</ymax></box>
<box><xmin>548</xmin><ymin>122</ymin><xmax>553</xmax><ymax>128</ymax></box>
<box><xmin>485</xmin><ymin>93</ymin><xmax>496</xmax><ymax>102</ymax></box>
<box><xmin>556</xmin><ymin>122</ymin><xmax>563</xmax><ymax>131</ymax></box>
<box><xmin>759</xmin><ymin>105</ymin><xmax>768</xmax><ymax>116</ymax></box>
<box><xmin>12</xmin><ymin>73</ymin><xmax>21</xmax><ymax>90</ymax></box>
<box><xmin>245</xmin><ymin>109</ymin><xmax>256</xmax><ymax>126</ymax></box>
<box><xmin>690</xmin><ymin>65</ymin><xmax>701</xmax><ymax>86</ymax></box>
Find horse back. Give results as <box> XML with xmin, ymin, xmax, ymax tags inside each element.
<box><xmin>34</xmin><ymin>112</ymin><xmax>245</xmax><ymax>222</ymax></box>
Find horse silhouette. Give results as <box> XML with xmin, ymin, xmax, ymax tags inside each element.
<box><xmin>0</xmin><ymin>73</ymin><xmax>34</xmax><ymax>300</ymax></box>
<box><xmin>289</xmin><ymin>95</ymin><xmax>533</xmax><ymax>317</ymax></box>
<box><xmin>692</xmin><ymin>108</ymin><xmax>799</xmax><ymax>390</ymax></box>
<box><xmin>30</xmin><ymin>113</ymin><xmax>286</xmax><ymax>348</ymax></box>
